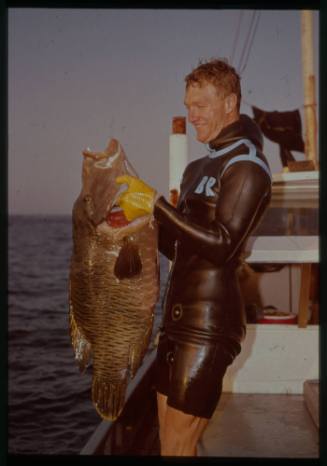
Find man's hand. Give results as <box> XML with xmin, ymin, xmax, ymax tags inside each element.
<box><xmin>116</xmin><ymin>175</ymin><xmax>157</xmax><ymax>221</ymax></box>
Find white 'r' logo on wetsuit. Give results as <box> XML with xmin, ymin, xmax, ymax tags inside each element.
<box><xmin>194</xmin><ymin>176</ymin><xmax>216</xmax><ymax>197</ymax></box>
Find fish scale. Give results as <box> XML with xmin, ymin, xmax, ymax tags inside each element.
<box><xmin>69</xmin><ymin>139</ymin><xmax>159</xmax><ymax>420</ymax></box>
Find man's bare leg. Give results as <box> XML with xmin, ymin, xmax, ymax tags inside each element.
<box><xmin>157</xmin><ymin>392</ymin><xmax>209</xmax><ymax>456</ymax></box>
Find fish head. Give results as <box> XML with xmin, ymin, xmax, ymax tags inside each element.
<box><xmin>80</xmin><ymin>138</ymin><xmax>138</xmax><ymax>227</ymax></box>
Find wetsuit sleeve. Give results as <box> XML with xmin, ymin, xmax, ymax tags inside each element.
<box><xmin>158</xmin><ymin>223</ymin><xmax>175</xmax><ymax>260</ymax></box>
<box><xmin>154</xmin><ymin>161</ymin><xmax>271</xmax><ymax>266</ymax></box>
<box><xmin>157</xmin><ymin>193</ymin><xmax>186</xmax><ymax>260</ymax></box>
<box><xmin>156</xmin><ymin>163</ymin><xmax>193</xmax><ymax>260</ymax></box>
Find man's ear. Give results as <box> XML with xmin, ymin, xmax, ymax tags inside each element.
<box><xmin>224</xmin><ymin>93</ymin><xmax>237</xmax><ymax>114</ymax></box>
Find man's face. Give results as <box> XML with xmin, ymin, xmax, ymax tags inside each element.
<box><xmin>184</xmin><ymin>81</ymin><xmax>232</xmax><ymax>143</ymax></box>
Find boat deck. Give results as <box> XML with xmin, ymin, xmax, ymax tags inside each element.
<box><xmin>198</xmin><ymin>393</ymin><xmax>318</xmax><ymax>458</ymax></box>
<box><xmin>93</xmin><ymin>392</ymin><xmax>319</xmax><ymax>458</ymax></box>
<box><xmin>81</xmin><ymin>353</ymin><xmax>319</xmax><ymax>459</ymax></box>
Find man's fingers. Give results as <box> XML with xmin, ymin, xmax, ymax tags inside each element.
<box><xmin>118</xmin><ymin>193</ymin><xmax>137</xmax><ymax>210</ymax></box>
<box><xmin>116</xmin><ymin>175</ymin><xmax>134</xmax><ymax>186</ymax></box>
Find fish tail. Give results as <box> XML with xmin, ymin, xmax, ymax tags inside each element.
<box><xmin>69</xmin><ymin>308</ymin><xmax>92</xmax><ymax>373</ymax></box>
<box><xmin>92</xmin><ymin>375</ymin><xmax>127</xmax><ymax>421</ymax></box>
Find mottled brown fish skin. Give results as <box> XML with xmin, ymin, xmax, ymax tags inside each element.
<box><xmin>69</xmin><ymin>139</ymin><xmax>159</xmax><ymax>420</ymax></box>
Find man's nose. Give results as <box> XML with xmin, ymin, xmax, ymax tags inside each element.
<box><xmin>188</xmin><ymin>108</ymin><xmax>198</xmax><ymax>123</ymax></box>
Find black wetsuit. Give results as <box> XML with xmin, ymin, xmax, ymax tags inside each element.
<box><xmin>153</xmin><ymin>116</ymin><xmax>272</xmax><ymax>418</ymax></box>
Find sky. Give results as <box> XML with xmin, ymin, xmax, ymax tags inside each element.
<box><xmin>8</xmin><ymin>8</ymin><xmax>319</xmax><ymax>215</ymax></box>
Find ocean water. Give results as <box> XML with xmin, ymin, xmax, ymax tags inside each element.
<box><xmin>8</xmin><ymin>215</ymin><xmax>168</xmax><ymax>455</ymax></box>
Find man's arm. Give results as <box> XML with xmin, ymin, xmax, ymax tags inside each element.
<box><xmin>157</xmin><ymin>222</ymin><xmax>176</xmax><ymax>260</ymax></box>
<box><xmin>157</xmin><ymin>162</ymin><xmax>195</xmax><ymax>260</ymax></box>
<box><xmin>154</xmin><ymin>161</ymin><xmax>271</xmax><ymax>267</ymax></box>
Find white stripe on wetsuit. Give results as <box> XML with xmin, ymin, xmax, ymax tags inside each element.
<box><xmin>206</xmin><ymin>138</ymin><xmax>271</xmax><ymax>179</ymax></box>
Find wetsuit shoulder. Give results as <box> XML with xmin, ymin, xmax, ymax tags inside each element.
<box><xmin>154</xmin><ymin>150</ymin><xmax>271</xmax><ymax>266</ymax></box>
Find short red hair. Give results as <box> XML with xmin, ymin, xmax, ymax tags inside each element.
<box><xmin>185</xmin><ymin>58</ymin><xmax>241</xmax><ymax>112</ymax></box>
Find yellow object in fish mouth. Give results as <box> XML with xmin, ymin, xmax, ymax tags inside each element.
<box><xmin>116</xmin><ymin>175</ymin><xmax>157</xmax><ymax>221</ymax></box>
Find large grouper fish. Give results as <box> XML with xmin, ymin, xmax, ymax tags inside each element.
<box><xmin>69</xmin><ymin>138</ymin><xmax>159</xmax><ymax>420</ymax></box>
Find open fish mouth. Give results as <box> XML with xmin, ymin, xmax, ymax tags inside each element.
<box><xmin>82</xmin><ymin>138</ymin><xmax>142</xmax><ymax>231</ymax></box>
<box><xmin>106</xmin><ymin>205</ymin><xmax>130</xmax><ymax>228</ymax></box>
<box><xmin>98</xmin><ymin>214</ymin><xmax>151</xmax><ymax>243</ymax></box>
<box><xmin>98</xmin><ymin>197</ymin><xmax>151</xmax><ymax>240</ymax></box>
<box><xmin>102</xmin><ymin>179</ymin><xmax>148</xmax><ymax>233</ymax></box>
<box><xmin>104</xmin><ymin>182</ymin><xmax>131</xmax><ymax>230</ymax></box>
<box><xmin>83</xmin><ymin>137</ymin><xmax>148</xmax><ymax>235</ymax></box>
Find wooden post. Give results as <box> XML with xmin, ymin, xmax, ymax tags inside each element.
<box><xmin>169</xmin><ymin>116</ymin><xmax>188</xmax><ymax>206</ymax></box>
<box><xmin>301</xmin><ymin>10</ymin><xmax>318</xmax><ymax>168</ymax></box>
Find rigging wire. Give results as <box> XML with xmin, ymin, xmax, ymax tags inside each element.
<box><xmin>236</xmin><ymin>11</ymin><xmax>257</xmax><ymax>73</ymax></box>
<box><xmin>238</xmin><ymin>11</ymin><xmax>261</xmax><ymax>74</ymax></box>
<box><xmin>236</xmin><ymin>11</ymin><xmax>261</xmax><ymax>75</ymax></box>
<box><xmin>230</xmin><ymin>11</ymin><xmax>244</xmax><ymax>65</ymax></box>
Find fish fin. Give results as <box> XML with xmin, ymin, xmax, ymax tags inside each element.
<box><xmin>69</xmin><ymin>308</ymin><xmax>92</xmax><ymax>373</ymax></box>
<box><xmin>129</xmin><ymin>320</ymin><xmax>154</xmax><ymax>378</ymax></box>
<box><xmin>92</xmin><ymin>375</ymin><xmax>128</xmax><ymax>421</ymax></box>
<box><xmin>128</xmin><ymin>344</ymin><xmax>143</xmax><ymax>378</ymax></box>
<box><xmin>114</xmin><ymin>237</ymin><xmax>142</xmax><ymax>280</ymax></box>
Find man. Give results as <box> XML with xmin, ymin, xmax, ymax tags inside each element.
<box><xmin>116</xmin><ymin>58</ymin><xmax>271</xmax><ymax>456</ymax></box>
